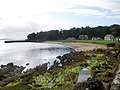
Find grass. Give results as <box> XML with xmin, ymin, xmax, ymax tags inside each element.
<box><xmin>33</xmin><ymin>65</ymin><xmax>82</xmax><ymax>89</ymax></box>
<box><xmin>63</xmin><ymin>40</ymin><xmax>116</xmax><ymax>45</ymax></box>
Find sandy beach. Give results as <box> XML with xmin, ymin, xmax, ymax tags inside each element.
<box><xmin>63</xmin><ymin>42</ymin><xmax>107</xmax><ymax>51</ymax></box>
<box><xmin>47</xmin><ymin>41</ymin><xmax>107</xmax><ymax>51</ymax></box>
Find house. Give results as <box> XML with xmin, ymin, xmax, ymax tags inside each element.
<box><xmin>79</xmin><ymin>35</ymin><xmax>89</xmax><ymax>40</ymax></box>
<box><xmin>115</xmin><ymin>37</ymin><xmax>120</xmax><ymax>41</ymax></box>
<box><xmin>92</xmin><ymin>37</ymin><xmax>101</xmax><ymax>40</ymax></box>
<box><xmin>66</xmin><ymin>37</ymin><xmax>76</xmax><ymax>40</ymax></box>
<box><xmin>104</xmin><ymin>34</ymin><xmax>114</xmax><ymax>40</ymax></box>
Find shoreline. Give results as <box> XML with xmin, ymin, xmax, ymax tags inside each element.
<box><xmin>47</xmin><ymin>41</ymin><xmax>108</xmax><ymax>51</ymax></box>
<box><xmin>4</xmin><ymin>40</ymin><xmax>108</xmax><ymax>51</ymax></box>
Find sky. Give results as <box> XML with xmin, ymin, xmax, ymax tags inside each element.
<box><xmin>0</xmin><ymin>0</ymin><xmax>120</xmax><ymax>39</ymax></box>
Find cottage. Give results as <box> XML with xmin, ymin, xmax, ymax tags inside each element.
<box><xmin>104</xmin><ymin>34</ymin><xmax>114</xmax><ymax>40</ymax></box>
<box><xmin>79</xmin><ymin>35</ymin><xmax>89</xmax><ymax>40</ymax></box>
<box><xmin>66</xmin><ymin>37</ymin><xmax>76</xmax><ymax>40</ymax></box>
<box><xmin>115</xmin><ymin>37</ymin><xmax>120</xmax><ymax>41</ymax></box>
<box><xmin>92</xmin><ymin>37</ymin><xmax>101</xmax><ymax>40</ymax></box>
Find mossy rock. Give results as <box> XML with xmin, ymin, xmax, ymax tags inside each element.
<box><xmin>73</xmin><ymin>78</ymin><xmax>105</xmax><ymax>90</ymax></box>
<box><xmin>0</xmin><ymin>84</ymin><xmax>32</xmax><ymax>90</ymax></box>
<box><xmin>117</xmin><ymin>52</ymin><xmax>120</xmax><ymax>60</ymax></box>
<box><xmin>0</xmin><ymin>77</ymin><xmax>16</xmax><ymax>87</ymax></box>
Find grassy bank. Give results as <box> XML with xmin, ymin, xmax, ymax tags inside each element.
<box><xmin>63</xmin><ymin>40</ymin><xmax>115</xmax><ymax>45</ymax></box>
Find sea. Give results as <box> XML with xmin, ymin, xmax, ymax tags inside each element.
<box><xmin>0</xmin><ymin>40</ymin><xmax>74</xmax><ymax>69</ymax></box>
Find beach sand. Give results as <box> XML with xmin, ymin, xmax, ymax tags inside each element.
<box><xmin>47</xmin><ymin>41</ymin><xmax>107</xmax><ymax>51</ymax></box>
<box><xmin>63</xmin><ymin>42</ymin><xmax>107</xmax><ymax>51</ymax></box>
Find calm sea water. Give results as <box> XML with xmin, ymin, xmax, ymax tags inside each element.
<box><xmin>0</xmin><ymin>40</ymin><xmax>74</xmax><ymax>69</ymax></box>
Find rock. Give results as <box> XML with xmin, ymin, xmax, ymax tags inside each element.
<box><xmin>112</xmin><ymin>74</ymin><xmax>120</xmax><ymax>85</ymax></box>
<box><xmin>26</xmin><ymin>63</ymin><xmax>29</xmax><ymax>66</ymax></box>
<box><xmin>64</xmin><ymin>72</ymin><xmax>76</xmax><ymax>81</ymax></box>
<box><xmin>1</xmin><ymin>65</ymin><xmax>6</xmax><ymax>68</ymax></box>
<box><xmin>73</xmin><ymin>78</ymin><xmax>105</xmax><ymax>90</ymax></box>
<box><xmin>110</xmin><ymin>84</ymin><xmax>120</xmax><ymax>90</ymax></box>
<box><xmin>110</xmin><ymin>64</ymin><xmax>120</xmax><ymax>90</ymax></box>
<box><xmin>0</xmin><ymin>63</ymin><xmax>25</xmax><ymax>79</ymax></box>
<box><xmin>7</xmin><ymin>62</ymin><xmax>14</xmax><ymax>67</ymax></box>
<box><xmin>56</xmin><ymin>55</ymin><xmax>61</xmax><ymax>59</ymax></box>
<box><xmin>117</xmin><ymin>53</ymin><xmax>120</xmax><ymax>60</ymax></box>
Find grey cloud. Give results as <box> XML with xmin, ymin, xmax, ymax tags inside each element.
<box><xmin>64</xmin><ymin>0</ymin><xmax>120</xmax><ymax>19</ymax></box>
<box><xmin>0</xmin><ymin>22</ymin><xmax>46</xmax><ymax>40</ymax></box>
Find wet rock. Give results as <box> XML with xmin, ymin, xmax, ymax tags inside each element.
<box><xmin>34</xmin><ymin>63</ymin><xmax>48</xmax><ymax>72</ymax></box>
<box><xmin>117</xmin><ymin>52</ymin><xmax>120</xmax><ymax>60</ymax></box>
<box><xmin>64</xmin><ymin>72</ymin><xmax>76</xmax><ymax>81</ymax></box>
<box><xmin>103</xmin><ymin>82</ymin><xmax>111</xmax><ymax>90</ymax></box>
<box><xmin>73</xmin><ymin>78</ymin><xmax>105</xmax><ymax>90</ymax></box>
<box><xmin>0</xmin><ymin>63</ymin><xmax>25</xmax><ymax>79</ymax></box>
<box><xmin>110</xmin><ymin>65</ymin><xmax>120</xmax><ymax>90</ymax></box>
<box><xmin>111</xmin><ymin>74</ymin><xmax>120</xmax><ymax>84</ymax></box>
<box><xmin>56</xmin><ymin>55</ymin><xmax>61</xmax><ymax>59</ymax></box>
<box><xmin>25</xmin><ymin>63</ymin><xmax>48</xmax><ymax>74</ymax></box>
<box><xmin>20</xmin><ymin>74</ymin><xmax>33</xmax><ymax>85</ymax></box>
<box><xmin>0</xmin><ymin>77</ymin><xmax>15</xmax><ymax>87</ymax></box>
<box><xmin>7</xmin><ymin>62</ymin><xmax>14</xmax><ymax>67</ymax></box>
<box><xmin>26</xmin><ymin>63</ymin><xmax>29</xmax><ymax>66</ymax></box>
<box><xmin>1</xmin><ymin>65</ymin><xmax>6</xmax><ymax>68</ymax></box>
<box><xmin>110</xmin><ymin>84</ymin><xmax>120</xmax><ymax>90</ymax></box>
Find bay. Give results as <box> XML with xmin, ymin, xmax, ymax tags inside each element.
<box><xmin>0</xmin><ymin>40</ymin><xmax>74</xmax><ymax>69</ymax></box>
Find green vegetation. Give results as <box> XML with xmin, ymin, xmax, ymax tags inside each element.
<box><xmin>63</xmin><ymin>40</ymin><xmax>115</xmax><ymax>45</ymax></box>
<box><xmin>33</xmin><ymin>66</ymin><xmax>82</xmax><ymax>90</ymax></box>
<box><xmin>85</xmin><ymin>52</ymin><xmax>117</xmax><ymax>82</ymax></box>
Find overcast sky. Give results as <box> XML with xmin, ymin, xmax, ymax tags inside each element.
<box><xmin>0</xmin><ymin>0</ymin><xmax>120</xmax><ymax>39</ymax></box>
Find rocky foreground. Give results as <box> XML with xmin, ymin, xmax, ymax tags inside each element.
<box><xmin>0</xmin><ymin>48</ymin><xmax>120</xmax><ymax>90</ymax></box>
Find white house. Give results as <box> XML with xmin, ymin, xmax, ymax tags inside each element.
<box><xmin>104</xmin><ymin>34</ymin><xmax>114</xmax><ymax>40</ymax></box>
<box><xmin>66</xmin><ymin>37</ymin><xmax>76</xmax><ymax>40</ymax></box>
<box><xmin>92</xmin><ymin>37</ymin><xmax>101</xmax><ymax>40</ymax></box>
<box><xmin>115</xmin><ymin>37</ymin><xmax>120</xmax><ymax>41</ymax></box>
<box><xmin>79</xmin><ymin>35</ymin><xmax>89</xmax><ymax>40</ymax></box>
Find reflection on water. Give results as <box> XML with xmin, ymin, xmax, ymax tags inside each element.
<box><xmin>77</xmin><ymin>67</ymin><xmax>90</xmax><ymax>83</ymax></box>
<box><xmin>0</xmin><ymin>40</ymin><xmax>74</xmax><ymax>69</ymax></box>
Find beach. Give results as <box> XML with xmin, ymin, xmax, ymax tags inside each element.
<box><xmin>63</xmin><ymin>42</ymin><xmax>107</xmax><ymax>51</ymax></box>
<box><xmin>47</xmin><ymin>41</ymin><xmax>107</xmax><ymax>51</ymax></box>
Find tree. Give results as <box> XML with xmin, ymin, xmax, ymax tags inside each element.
<box><xmin>27</xmin><ymin>33</ymin><xmax>36</xmax><ymax>41</ymax></box>
<box><xmin>110</xmin><ymin>24</ymin><xmax>120</xmax><ymax>37</ymax></box>
<box><xmin>26</xmin><ymin>24</ymin><xmax>120</xmax><ymax>42</ymax></box>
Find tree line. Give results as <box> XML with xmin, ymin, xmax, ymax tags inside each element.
<box><xmin>27</xmin><ymin>24</ymin><xmax>120</xmax><ymax>42</ymax></box>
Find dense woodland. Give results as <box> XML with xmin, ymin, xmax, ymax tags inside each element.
<box><xmin>27</xmin><ymin>24</ymin><xmax>120</xmax><ymax>42</ymax></box>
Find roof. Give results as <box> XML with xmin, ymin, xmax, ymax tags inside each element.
<box><xmin>105</xmin><ymin>34</ymin><xmax>114</xmax><ymax>36</ymax></box>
